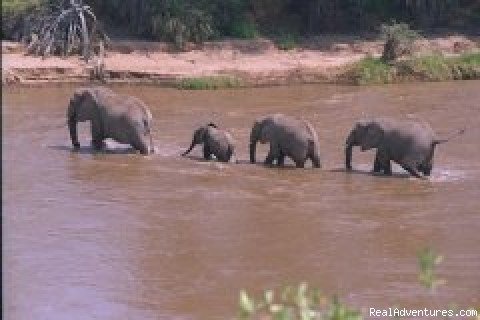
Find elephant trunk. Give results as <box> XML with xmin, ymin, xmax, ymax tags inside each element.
<box><xmin>182</xmin><ymin>140</ymin><xmax>196</xmax><ymax>156</ymax></box>
<box><xmin>345</xmin><ymin>143</ymin><xmax>354</xmax><ymax>170</ymax></box>
<box><xmin>345</xmin><ymin>132</ymin><xmax>356</xmax><ymax>170</ymax></box>
<box><xmin>249</xmin><ymin>140</ymin><xmax>257</xmax><ymax>163</ymax></box>
<box><xmin>67</xmin><ymin>103</ymin><xmax>80</xmax><ymax>149</ymax></box>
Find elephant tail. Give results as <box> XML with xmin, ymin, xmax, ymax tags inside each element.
<box><xmin>433</xmin><ymin>127</ymin><xmax>466</xmax><ymax>145</ymax></box>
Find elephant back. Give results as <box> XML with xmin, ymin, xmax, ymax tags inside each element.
<box><xmin>206</xmin><ymin>126</ymin><xmax>234</xmax><ymax>158</ymax></box>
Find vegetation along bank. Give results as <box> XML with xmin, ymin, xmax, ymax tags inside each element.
<box><xmin>2</xmin><ymin>0</ymin><xmax>480</xmax><ymax>87</ymax></box>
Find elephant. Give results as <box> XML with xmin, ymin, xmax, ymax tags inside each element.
<box><xmin>249</xmin><ymin>113</ymin><xmax>321</xmax><ymax>168</ymax></box>
<box><xmin>345</xmin><ymin>117</ymin><xmax>465</xmax><ymax>178</ymax></box>
<box><xmin>182</xmin><ymin>123</ymin><xmax>235</xmax><ymax>162</ymax></box>
<box><xmin>67</xmin><ymin>87</ymin><xmax>154</xmax><ymax>155</ymax></box>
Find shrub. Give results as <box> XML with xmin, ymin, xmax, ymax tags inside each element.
<box><xmin>345</xmin><ymin>53</ymin><xmax>480</xmax><ymax>85</ymax></box>
<box><xmin>176</xmin><ymin>76</ymin><xmax>243</xmax><ymax>90</ymax></box>
<box><xmin>348</xmin><ymin>57</ymin><xmax>394</xmax><ymax>85</ymax></box>
<box><xmin>380</xmin><ymin>22</ymin><xmax>421</xmax><ymax>62</ymax></box>
<box><xmin>229</xmin><ymin>19</ymin><xmax>258</xmax><ymax>39</ymax></box>
<box><xmin>20</xmin><ymin>0</ymin><xmax>105</xmax><ymax>60</ymax></box>
<box><xmin>276</xmin><ymin>33</ymin><xmax>298</xmax><ymax>51</ymax></box>
<box><xmin>238</xmin><ymin>283</ymin><xmax>362</xmax><ymax>320</ymax></box>
<box><xmin>150</xmin><ymin>4</ymin><xmax>214</xmax><ymax>50</ymax></box>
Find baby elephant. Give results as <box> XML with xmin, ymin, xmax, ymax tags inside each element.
<box><xmin>67</xmin><ymin>87</ymin><xmax>154</xmax><ymax>155</ymax></box>
<box><xmin>249</xmin><ymin>113</ymin><xmax>321</xmax><ymax>168</ymax></box>
<box><xmin>182</xmin><ymin>123</ymin><xmax>235</xmax><ymax>162</ymax></box>
<box><xmin>345</xmin><ymin>117</ymin><xmax>465</xmax><ymax>178</ymax></box>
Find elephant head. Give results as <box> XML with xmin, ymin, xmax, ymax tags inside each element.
<box><xmin>249</xmin><ymin>117</ymin><xmax>273</xmax><ymax>163</ymax></box>
<box><xmin>345</xmin><ymin>120</ymin><xmax>384</xmax><ymax>170</ymax></box>
<box><xmin>182</xmin><ymin>123</ymin><xmax>218</xmax><ymax>156</ymax></box>
<box><xmin>67</xmin><ymin>87</ymin><xmax>154</xmax><ymax>155</ymax></box>
<box><xmin>67</xmin><ymin>89</ymin><xmax>92</xmax><ymax>150</ymax></box>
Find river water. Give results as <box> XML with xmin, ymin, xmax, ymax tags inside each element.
<box><xmin>3</xmin><ymin>81</ymin><xmax>480</xmax><ymax>320</ymax></box>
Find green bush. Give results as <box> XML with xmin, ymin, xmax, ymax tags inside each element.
<box><xmin>348</xmin><ymin>57</ymin><xmax>394</xmax><ymax>85</ymax></box>
<box><xmin>346</xmin><ymin>53</ymin><xmax>480</xmax><ymax>85</ymax></box>
<box><xmin>276</xmin><ymin>33</ymin><xmax>298</xmax><ymax>51</ymax></box>
<box><xmin>238</xmin><ymin>283</ymin><xmax>361</xmax><ymax>320</ymax></box>
<box><xmin>229</xmin><ymin>19</ymin><xmax>258</xmax><ymax>39</ymax></box>
<box><xmin>176</xmin><ymin>76</ymin><xmax>243</xmax><ymax>90</ymax></box>
<box><xmin>1</xmin><ymin>0</ymin><xmax>44</xmax><ymax>39</ymax></box>
<box><xmin>380</xmin><ymin>22</ymin><xmax>421</xmax><ymax>62</ymax></box>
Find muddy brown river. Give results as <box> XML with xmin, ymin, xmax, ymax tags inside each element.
<box><xmin>3</xmin><ymin>81</ymin><xmax>480</xmax><ymax>319</ymax></box>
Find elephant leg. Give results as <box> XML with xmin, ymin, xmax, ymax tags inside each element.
<box><xmin>277</xmin><ymin>150</ymin><xmax>286</xmax><ymax>166</ymax></box>
<box><xmin>294</xmin><ymin>158</ymin><xmax>306</xmax><ymax>168</ymax></box>
<box><xmin>373</xmin><ymin>152</ymin><xmax>383</xmax><ymax>173</ymax></box>
<box><xmin>90</xmin><ymin>119</ymin><xmax>105</xmax><ymax>151</ymax></box>
<box><xmin>418</xmin><ymin>162</ymin><xmax>432</xmax><ymax>176</ymax></box>
<box><xmin>265</xmin><ymin>143</ymin><xmax>280</xmax><ymax>165</ymax></box>
<box><xmin>224</xmin><ymin>147</ymin><xmax>233</xmax><ymax>162</ymax></box>
<box><xmin>203</xmin><ymin>144</ymin><xmax>213</xmax><ymax>160</ymax></box>
<box><xmin>310</xmin><ymin>152</ymin><xmax>321</xmax><ymax>168</ymax></box>
<box><xmin>374</xmin><ymin>150</ymin><xmax>391</xmax><ymax>175</ymax></box>
<box><xmin>91</xmin><ymin>139</ymin><xmax>106</xmax><ymax>150</ymax></box>
<box><xmin>383</xmin><ymin>161</ymin><xmax>392</xmax><ymax>175</ymax></box>
<box><xmin>132</xmin><ymin>140</ymin><xmax>149</xmax><ymax>155</ymax></box>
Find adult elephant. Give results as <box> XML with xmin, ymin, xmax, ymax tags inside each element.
<box><xmin>249</xmin><ymin>113</ymin><xmax>321</xmax><ymax>168</ymax></box>
<box><xmin>67</xmin><ymin>87</ymin><xmax>154</xmax><ymax>155</ymax></box>
<box><xmin>345</xmin><ymin>117</ymin><xmax>465</xmax><ymax>178</ymax></box>
<box><xmin>182</xmin><ymin>123</ymin><xmax>235</xmax><ymax>162</ymax></box>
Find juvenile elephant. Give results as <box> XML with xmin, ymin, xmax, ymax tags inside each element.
<box><xmin>345</xmin><ymin>117</ymin><xmax>465</xmax><ymax>178</ymax></box>
<box><xmin>249</xmin><ymin>113</ymin><xmax>321</xmax><ymax>168</ymax></box>
<box><xmin>67</xmin><ymin>87</ymin><xmax>154</xmax><ymax>155</ymax></box>
<box><xmin>182</xmin><ymin>123</ymin><xmax>235</xmax><ymax>162</ymax></box>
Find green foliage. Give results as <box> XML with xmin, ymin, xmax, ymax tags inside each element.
<box><xmin>327</xmin><ymin>297</ymin><xmax>363</xmax><ymax>320</ymax></box>
<box><xmin>348</xmin><ymin>57</ymin><xmax>394</xmax><ymax>85</ymax></box>
<box><xmin>148</xmin><ymin>1</ymin><xmax>215</xmax><ymax>49</ymax></box>
<box><xmin>380</xmin><ymin>22</ymin><xmax>421</xmax><ymax>61</ymax></box>
<box><xmin>418</xmin><ymin>247</ymin><xmax>445</xmax><ymax>290</ymax></box>
<box><xmin>4</xmin><ymin>1</ymin><xmax>480</xmax><ymax>43</ymax></box>
<box><xmin>1</xmin><ymin>0</ymin><xmax>44</xmax><ymax>39</ymax></box>
<box><xmin>2</xmin><ymin>0</ymin><xmax>42</xmax><ymax>11</ymax></box>
<box><xmin>229</xmin><ymin>19</ymin><xmax>258</xmax><ymax>39</ymax></box>
<box><xmin>346</xmin><ymin>53</ymin><xmax>480</xmax><ymax>85</ymax></box>
<box><xmin>176</xmin><ymin>76</ymin><xmax>243</xmax><ymax>90</ymax></box>
<box><xmin>276</xmin><ymin>33</ymin><xmax>298</xmax><ymax>51</ymax></box>
<box><xmin>238</xmin><ymin>282</ymin><xmax>362</xmax><ymax>320</ymax></box>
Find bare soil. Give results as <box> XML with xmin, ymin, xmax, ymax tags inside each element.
<box><xmin>2</xmin><ymin>35</ymin><xmax>479</xmax><ymax>86</ymax></box>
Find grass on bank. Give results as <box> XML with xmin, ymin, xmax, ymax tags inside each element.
<box><xmin>346</xmin><ymin>52</ymin><xmax>480</xmax><ymax>85</ymax></box>
<box><xmin>176</xmin><ymin>76</ymin><xmax>244</xmax><ymax>90</ymax></box>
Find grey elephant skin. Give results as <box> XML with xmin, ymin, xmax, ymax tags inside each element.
<box><xmin>67</xmin><ymin>87</ymin><xmax>154</xmax><ymax>155</ymax></box>
<box><xmin>182</xmin><ymin>123</ymin><xmax>235</xmax><ymax>162</ymax></box>
<box><xmin>345</xmin><ymin>117</ymin><xmax>465</xmax><ymax>178</ymax></box>
<box><xmin>249</xmin><ymin>113</ymin><xmax>321</xmax><ymax>168</ymax></box>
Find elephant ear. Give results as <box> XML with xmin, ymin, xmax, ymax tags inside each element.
<box><xmin>193</xmin><ymin>127</ymin><xmax>208</xmax><ymax>144</ymax></box>
<box><xmin>361</xmin><ymin>123</ymin><xmax>383</xmax><ymax>151</ymax></box>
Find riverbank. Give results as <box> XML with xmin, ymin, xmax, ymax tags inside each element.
<box><xmin>2</xmin><ymin>35</ymin><xmax>479</xmax><ymax>87</ymax></box>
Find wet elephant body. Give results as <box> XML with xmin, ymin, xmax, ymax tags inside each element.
<box><xmin>249</xmin><ymin>113</ymin><xmax>321</xmax><ymax>168</ymax></box>
<box><xmin>345</xmin><ymin>117</ymin><xmax>464</xmax><ymax>178</ymax></box>
<box><xmin>182</xmin><ymin>123</ymin><xmax>235</xmax><ymax>162</ymax></box>
<box><xmin>67</xmin><ymin>87</ymin><xmax>154</xmax><ymax>155</ymax></box>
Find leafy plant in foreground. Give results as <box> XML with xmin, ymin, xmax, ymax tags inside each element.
<box><xmin>238</xmin><ymin>282</ymin><xmax>361</xmax><ymax>320</ymax></box>
<box><xmin>418</xmin><ymin>247</ymin><xmax>446</xmax><ymax>290</ymax></box>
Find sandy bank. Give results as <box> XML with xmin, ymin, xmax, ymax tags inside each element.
<box><xmin>2</xmin><ymin>35</ymin><xmax>479</xmax><ymax>87</ymax></box>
